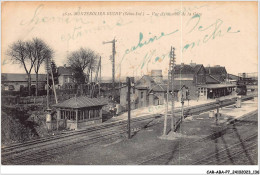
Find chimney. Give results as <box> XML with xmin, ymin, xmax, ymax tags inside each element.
<box><xmin>64</xmin><ymin>64</ymin><xmax>66</xmax><ymax>68</ymax></box>
<box><xmin>181</xmin><ymin>63</ymin><xmax>184</xmax><ymax>67</ymax></box>
<box><xmin>151</xmin><ymin>70</ymin><xmax>163</xmax><ymax>83</ymax></box>
<box><xmin>190</xmin><ymin>62</ymin><xmax>196</xmax><ymax>67</ymax></box>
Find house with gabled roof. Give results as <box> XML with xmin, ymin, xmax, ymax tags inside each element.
<box><xmin>119</xmin><ymin>70</ymin><xmax>171</xmax><ymax>110</ymax></box>
<box><xmin>173</xmin><ymin>63</ymin><xmax>207</xmax><ymax>100</ymax></box>
<box><xmin>205</xmin><ymin>65</ymin><xmax>228</xmax><ymax>83</ymax></box>
<box><xmin>57</xmin><ymin>65</ymin><xmax>75</xmax><ymax>89</ymax></box>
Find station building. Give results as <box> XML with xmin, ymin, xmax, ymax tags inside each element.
<box><xmin>119</xmin><ymin>64</ymin><xmax>238</xmax><ymax>111</ymax></box>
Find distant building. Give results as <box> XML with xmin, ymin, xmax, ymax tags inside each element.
<box><xmin>205</xmin><ymin>65</ymin><xmax>228</xmax><ymax>83</ymax></box>
<box><xmin>120</xmin><ymin>84</ymin><xmax>137</xmax><ymax>110</ymax></box>
<box><xmin>119</xmin><ymin>64</ymin><xmax>239</xmax><ymax>110</ymax></box>
<box><xmin>237</xmin><ymin>72</ymin><xmax>258</xmax><ymax>85</ymax></box>
<box><xmin>227</xmin><ymin>73</ymin><xmax>241</xmax><ymax>84</ymax></box>
<box><xmin>1</xmin><ymin>73</ymin><xmax>46</xmax><ymax>92</ymax></box>
<box><xmin>57</xmin><ymin>65</ymin><xmax>75</xmax><ymax>89</ymax></box>
<box><xmin>201</xmin><ymin>65</ymin><xmax>235</xmax><ymax>99</ymax></box>
<box><xmin>120</xmin><ymin>70</ymin><xmax>171</xmax><ymax>110</ymax></box>
<box><xmin>173</xmin><ymin>63</ymin><xmax>207</xmax><ymax>100</ymax></box>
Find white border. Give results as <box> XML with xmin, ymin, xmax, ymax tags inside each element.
<box><xmin>1</xmin><ymin>0</ymin><xmax>259</xmax><ymax>175</ymax></box>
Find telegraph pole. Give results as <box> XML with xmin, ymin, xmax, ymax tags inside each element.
<box><xmin>46</xmin><ymin>57</ymin><xmax>50</xmax><ymax>110</ymax></box>
<box><xmin>99</xmin><ymin>56</ymin><xmax>101</xmax><ymax>96</ymax></box>
<box><xmin>103</xmin><ymin>38</ymin><xmax>117</xmax><ymax>101</ymax></box>
<box><xmin>127</xmin><ymin>77</ymin><xmax>131</xmax><ymax>139</ymax></box>
<box><xmin>163</xmin><ymin>47</ymin><xmax>176</xmax><ymax>134</ymax></box>
<box><xmin>170</xmin><ymin>47</ymin><xmax>176</xmax><ymax>131</ymax></box>
<box><xmin>45</xmin><ymin>57</ymin><xmax>51</xmax><ymax>130</ymax></box>
<box><xmin>50</xmin><ymin>61</ymin><xmax>58</xmax><ymax>104</ymax></box>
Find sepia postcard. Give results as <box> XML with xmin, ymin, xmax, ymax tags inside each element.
<box><xmin>1</xmin><ymin>1</ymin><xmax>259</xmax><ymax>174</ymax></box>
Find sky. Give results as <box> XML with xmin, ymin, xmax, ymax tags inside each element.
<box><xmin>1</xmin><ymin>1</ymin><xmax>258</xmax><ymax>81</ymax></box>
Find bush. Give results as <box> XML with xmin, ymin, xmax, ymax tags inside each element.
<box><xmin>1</xmin><ymin>111</ymin><xmax>38</xmax><ymax>145</ymax></box>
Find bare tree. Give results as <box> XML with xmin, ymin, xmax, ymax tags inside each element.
<box><xmin>31</xmin><ymin>38</ymin><xmax>53</xmax><ymax>96</ymax></box>
<box><xmin>68</xmin><ymin>48</ymin><xmax>98</xmax><ymax>82</ymax></box>
<box><xmin>67</xmin><ymin>48</ymin><xmax>99</xmax><ymax>94</ymax></box>
<box><xmin>6</xmin><ymin>40</ymin><xmax>36</xmax><ymax>95</ymax></box>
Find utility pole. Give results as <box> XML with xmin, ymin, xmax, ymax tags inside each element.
<box><xmin>163</xmin><ymin>53</ymin><xmax>171</xmax><ymax>135</ymax></box>
<box><xmin>45</xmin><ymin>57</ymin><xmax>51</xmax><ymax>130</ymax></box>
<box><xmin>99</xmin><ymin>56</ymin><xmax>101</xmax><ymax>96</ymax></box>
<box><xmin>127</xmin><ymin>77</ymin><xmax>131</xmax><ymax>139</ymax></box>
<box><xmin>46</xmin><ymin>57</ymin><xmax>50</xmax><ymax>110</ymax></box>
<box><xmin>103</xmin><ymin>38</ymin><xmax>117</xmax><ymax>101</ymax></box>
<box><xmin>163</xmin><ymin>46</ymin><xmax>176</xmax><ymax>135</ymax></box>
<box><xmin>180</xmin><ymin>85</ymin><xmax>186</xmax><ymax>122</ymax></box>
<box><xmin>170</xmin><ymin>47</ymin><xmax>176</xmax><ymax>132</ymax></box>
<box><xmin>50</xmin><ymin>61</ymin><xmax>58</xmax><ymax>104</ymax></box>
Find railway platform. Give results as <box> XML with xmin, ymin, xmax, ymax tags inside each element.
<box><xmin>110</xmin><ymin>94</ymin><xmax>242</xmax><ymax>122</ymax></box>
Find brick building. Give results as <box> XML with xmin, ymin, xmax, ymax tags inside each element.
<box><xmin>173</xmin><ymin>63</ymin><xmax>207</xmax><ymax>100</ymax></box>
<box><xmin>119</xmin><ymin>64</ymin><xmax>237</xmax><ymax>110</ymax></box>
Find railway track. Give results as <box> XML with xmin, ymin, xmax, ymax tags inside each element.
<box><xmin>1</xmin><ymin>115</ymin><xmax>159</xmax><ymax>164</ymax></box>
<box><xmin>3</xmin><ymin>128</ymin><xmax>126</xmax><ymax>165</ymax></box>
<box><xmin>138</xmin><ymin>110</ymin><xmax>257</xmax><ymax>165</ymax></box>
<box><xmin>2</xmin><ymin>95</ymin><xmax>256</xmax><ymax>165</ymax></box>
<box><xmin>2</xmin><ymin>114</ymin><xmax>163</xmax><ymax>155</ymax></box>
<box><xmin>193</xmin><ymin>134</ymin><xmax>257</xmax><ymax>165</ymax></box>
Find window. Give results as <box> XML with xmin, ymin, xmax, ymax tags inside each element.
<box><xmin>9</xmin><ymin>85</ymin><xmax>14</xmax><ymax>91</ymax></box>
<box><xmin>84</xmin><ymin>110</ymin><xmax>89</xmax><ymax>119</ymax></box>
<box><xmin>89</xmin><ymin>110</ymin><xmax>93</xmax><ymax>119</ymax></box>
<box><xmin>71</xmin><ymin>111</ymin><xmax>76</xmax><ymax>120</ymax></box>
<box><xmin>86</xmin><ymin>110</ymin><xmax>89</xmax><ymax>119</ymax></box>
<box><xmin>78</xmin><ymin>111</ymin><xmax>81</xmax><ymax>120</ymax></box>
<box><xmin>197</xmin><ymin>88</ymin><xmax>200</xmax><ymax>94</ymax></box>
<box><xmin>61</xmin><ymin>110</ymin><xmax>64</xmax><ymax>119</ymax></box>
<box><xmin>141</xmin><ymin>92</ymin><xmax>144</xmax><ymax>98</ymax></box>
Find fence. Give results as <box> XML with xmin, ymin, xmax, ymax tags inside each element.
<box><xmin>2</xmin><ymin>94</ymin><xmax>74</xmax><ymax>106</ymax></box>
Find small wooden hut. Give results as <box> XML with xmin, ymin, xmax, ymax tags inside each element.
<box><xmin>53</xmin><ymin>96</ymin><xmax>108</xmax><ymax>130</ymax></box>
